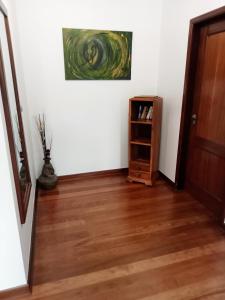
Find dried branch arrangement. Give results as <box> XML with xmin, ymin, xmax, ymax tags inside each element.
<box><xmin>36</xmin><ymin>114</ymin><xmax>52</xmax><ymax>158</ymax></box>
<box><xmin>36</xmin><ymin>114</ymin><xmax>57</xmax><ymax>189</ymax></box>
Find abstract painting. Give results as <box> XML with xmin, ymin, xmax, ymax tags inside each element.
<box><xmin>62</xmin><ymin>28</ymin><xmax>132</xmax><ymax>80</ymax></box>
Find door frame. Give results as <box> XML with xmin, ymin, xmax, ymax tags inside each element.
<box><xmin>175</xmin><ymin>6</ymin><xmax>225</xmax><ymax>188</ymax></box>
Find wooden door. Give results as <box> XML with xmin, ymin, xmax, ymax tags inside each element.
<box><xmin>185</xmin><ymin>18</ymin><xmax>225</xmax><ymax>222</ymax></box>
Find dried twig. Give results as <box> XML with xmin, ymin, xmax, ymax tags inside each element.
<box><xmin>36</xmin><ymin>114</ymin><xmax>52</xmax><ymax>157</ymax></box>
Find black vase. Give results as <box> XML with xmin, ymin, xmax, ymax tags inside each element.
<box><xmin>38</xmin><ymin>149</ymin><xmax>58</xmax><ymax>190</ymax></box>
<box><xmin>19</xmin><ymin>151</ymin><xmax>27</xmax><ymax>190</ymax></box>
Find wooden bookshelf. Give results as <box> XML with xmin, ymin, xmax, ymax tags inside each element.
<box><xmin>128</xmin><ymin>96</ymin><xmax>162</xmax><ymax>186</ymax></box>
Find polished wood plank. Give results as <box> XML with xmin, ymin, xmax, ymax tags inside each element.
<box><xmin>0</xmin><ymin>285</ymin><xmax>29</xmax><ymax>299</ymax></box>
<box><xmin>3</xmin><ymin>173</ymin><xmax>225</xmax><ymax>299</ymax></box>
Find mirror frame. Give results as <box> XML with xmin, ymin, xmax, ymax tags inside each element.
<box><xmin>0</xmin><ymin>1</ymin><xmax>31</xmax><ymax>224</ymax></box>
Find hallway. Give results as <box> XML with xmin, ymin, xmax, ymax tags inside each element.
<box><xmin>8</xmin><ymin>172</ymin><xmax>225</xmax><ymax>300</ymax></box>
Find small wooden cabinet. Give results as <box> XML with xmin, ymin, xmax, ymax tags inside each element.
<box><xmin>128</xmin><ymin>96</ymin><xmax>162</xmax><ymax>186</ymax></box>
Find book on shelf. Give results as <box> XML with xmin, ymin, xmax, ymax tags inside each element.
<box><xmin>140</xmin><ymin>106</ymin><xmax>148</xmax><ymax>119</ymax></box>
<box><xmin>138</xmin><ymin>105</ymin><xmax>142</xmax><ymax>119</ymax></box>
<box><xmin>137</xmin><ymin>105</ymin><xmax>153</xmax><ymax>120</ymax></box>
<box><xmin>146</xmin><ymin>106</ymin><xmax>153</xmax><ymax>120</ymax></box>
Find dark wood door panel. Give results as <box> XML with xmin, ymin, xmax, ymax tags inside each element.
<box><xmin>184</xmin><ymin>16</ymin><xmax>225</xmax><ymax>223</ymax></box>
<box><xmin>194</xmin><ymin>137</ymin><xmax>225</xmax><ymax>159</ymax></box>
<box><xmin>186</xmin><ymin>180</ymin><xmax>223</xmax><ymax>218</ymax></box>
<box><xmin>187</xmin><ymin>147</ymin><xmax>225</xmax><ymax>201</ymax></box>
<box><xmin>196</xmin><ymin>31</ymin><xmax>225</xmax><ymax>146</ymax></box>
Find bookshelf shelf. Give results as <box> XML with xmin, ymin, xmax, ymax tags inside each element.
<box><xmin>128</xmin><ymin>96</ymin><xmax>162</xmax><ymax>186</ymax></box>
<box><xmin>131</xmin><ymin>120</ymin><xmax>152</xmax><ymax>125</ymax></box>
<box><xmin>130</xmin><ymin>158</ymin><xmax>149</xmax><ymax>165</ymax></box>
<box><xmin>130</xmin><ymin>139</ymin><xmax>151</xmax><ymax>146</ymax></box>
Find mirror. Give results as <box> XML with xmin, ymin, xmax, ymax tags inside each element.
<box><xmin>0</xmin><ymin>6</ymin><xmax>31</xmax><ymax>224</ymax></box>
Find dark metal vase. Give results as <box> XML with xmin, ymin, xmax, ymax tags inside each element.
<box><xmin>38</xmin><ymin>149</ymin><xmax>58</xmax><ymax>190</ymax></box>
<box><xmin>19</xmin><ymin>151</ymin><xmax>27</xmax><ymax>191</ymax></box>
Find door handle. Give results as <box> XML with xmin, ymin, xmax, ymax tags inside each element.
<box><xmin>192</xmin><ymin>113</ymin><xmax>197</xmax><ymax>125</ymax></box>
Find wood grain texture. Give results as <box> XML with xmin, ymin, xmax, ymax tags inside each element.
<box><xmin>176</xmin><ymin>6</ymin><xmax>225</xmax><ymax>226</ymax></box>
<box><xmin>195</xmin><ymin>29</ymin><xmax>225</xmax><ymax>146</ymax></box>
<box><xmin>185</xmin><ymin>17</ymin><xmax>225</xmax><ymax>223</ymax></box>
<box><xmin>0</xmin><ymin>285</ymin><xmax>29</xmax><ymax>299</ymax></box>
<box><xmin>58</xmin><ymin>168</ymin><xmax>128</xmax><ymax>181</ymax></box>
<box><xmin>3</xmin><ymin>173</ymin><xmax>225</xmax><ymax>299</ymax></box>
<box><xmin>176</xmin><ymin>6</ymin><xmax>225</xmax><ymax>189</ymax></box>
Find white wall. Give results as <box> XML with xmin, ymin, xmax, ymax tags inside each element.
<box><xmin>8</xmin><ymin>0</ymin><xmax>37</xmax><ymax>278</ymax></box>
<box><xmin>14</xmin><ymin>0</ymin><xmax>163</xmax><ymax>177</ymax></box>
<box><xmin>0</xmin><ymin>0</ymin><xmax>36</xmax><ymax>290</ymax></box>
<box><xmin>0</xmin><ymin>92</ymin><xmax>26</xmax><ymax>290</ymax></box>
<box><xmin>158</xmin><ymin>0</ymin><xmax>225</xmax><ymax>181</ymax></box>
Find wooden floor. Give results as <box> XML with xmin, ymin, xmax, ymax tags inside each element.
<box><xmin>9</xmin><ymin>173</ymin><xmax>225</xmax><ymax>299</ymax></box>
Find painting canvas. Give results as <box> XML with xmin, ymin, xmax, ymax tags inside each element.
<box><xmin>62</xmin><ymin>28</ymin><xmax>132</xmax><ymax>80</ymax></box>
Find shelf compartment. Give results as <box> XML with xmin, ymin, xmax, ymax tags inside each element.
<box><xmin>130</xmin><ymin>100</ymin><xmax>153</xmax><ymax>121</ymax></box>
<box><xmin>131</xmin><ymin>123</ymin><xmax>151</xmax><ymax>145</ymax></box>
<box><xmin>130</xmin><ymin>144</ymin><xmax>151</xmax><ymax>163</ymax></box>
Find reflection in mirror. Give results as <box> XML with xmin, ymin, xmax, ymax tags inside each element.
<box><xmin>15</xmin><ymin>115</ymin><xmax>28</xmax><ymax>194</ymax></box>
<box><xmin>0</xmin><ymin>8</ymin><xmax>31</xmax><ymax>223</ymax></box>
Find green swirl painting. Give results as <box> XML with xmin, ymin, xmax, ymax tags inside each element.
<box><xmin>62</xmin><ymin>28</ymin><xmax>132</xmax><ymax>80</ymax></box>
